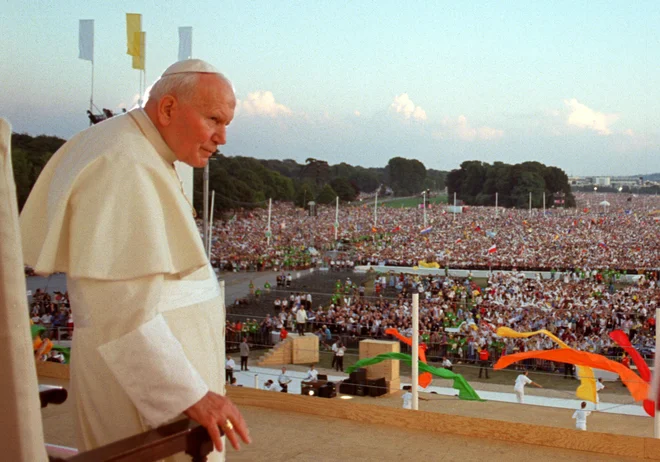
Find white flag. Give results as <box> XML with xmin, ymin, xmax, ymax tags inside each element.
<box><xmin>178</xmin><ymin>26</ymin><xmax>193</xmax><ymax>61</ymax></box>
<box><xmin>79</xmin><ymin>19</ymin><xmax>94</xmax><ymax>62</ymax></box>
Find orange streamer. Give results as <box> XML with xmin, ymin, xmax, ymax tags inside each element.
<box><xmin>385</xmin><ymin>328</ymin><xmax>433</xmax><ymax>388</ymax></box>
<box><xmin>494</xmin><ymin>349</ymin><xmax>648</xmax><ymax>402</ymax></box>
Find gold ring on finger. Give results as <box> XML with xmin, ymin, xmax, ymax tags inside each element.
<box><xmin>223</xmin><ymin>419</ymin><xmax>234</xmax><ymax>432</ymax></box>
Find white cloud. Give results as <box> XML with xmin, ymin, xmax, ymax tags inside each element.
<box><xmin>390</xmin><ymin>93</ymin><xmax>427</xmax><ymax>121</ymax></box>
<box><xmin>437</xmin><ymin>115</ymin><xmax>504</xmax><ymax>141</ymax></box>
<box><xmin>237</xmin><ymin>91</ymin><xmax>292</xmax><ymax>117</ymax></box>
<box><xmin>564</xmin><ymin>98</ymin><xmax>618</xmax><ymax>135</ymax></box>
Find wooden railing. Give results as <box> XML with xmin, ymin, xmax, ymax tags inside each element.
<box><xmin>50</xmin><ymin>419</ymin><xmax>213</xmax><ymax>462</ymax></box>
<box><xmin>48</xmin><ymin>419</ymin><xmax>216</xmax><ymax>462</ymax></box>
<box><xmin>40</xmin><ymin>387</ymin><xmax>217</xmax><ymax>462</ymax></box>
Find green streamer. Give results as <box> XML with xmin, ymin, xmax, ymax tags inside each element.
<box><xmin>347</xmin><ymin>352</ymin><xmax>484</xmax><ymax>402</ymax></box>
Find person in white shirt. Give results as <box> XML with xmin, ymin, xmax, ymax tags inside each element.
<box><xmin>572</xmin><ymin>401</ymin><xmax>591</xmax><ymax>431</ymax></box>
<box><xmin>401</xmin><ymin>385</ymin><xmax>428</xmax><ymax>409</ymax></box>
<box><xmin>304</xmin><ymin>364</ymin><xmax>319</xmax><ymax>382</ymax></box>
<box><xmin>278</xmin><ymin>367</ymin><xmax>292</xmax><ymax>393</ymax></box>
<box><xmin>441</xmin><ymin>356</ymin><xmax>453</xmax><ymax>371</ymax></box>
<box><xmin>402</xmin><ymin>387</ymin><xmax>413</xmax><ymax>410</ymax></box>
<box><xmin>225</xmin><ymin>355</ymin><xmax>235</xmax><ymax>383</ymax></box>
<box><xmin>335</xmin><ymin>343</ymin><xmax>346</xmax><ymax>372</ymax></box>
<box><xmin>263</xmin><ymin>380</ymin><xmax>282</xmax><ymax>392</ymax></box>
<box><xmin>595</xmin><ymin>377</ymin><xmax>606</xmax><ymax>409</ymax></box>
<box><xmin>331</xmin><ymin>340</ymin><xmax>339</xmax><ymax>369</ymax></box>
<box><xmin>514</xmin><ymin>371</ymin><xmax>542</xmax><ymax>403</ymax></box>
<box><xmin>296</xmin><ymin>306</ymin><xmax>308</xmax><ymax>336</ymax></box>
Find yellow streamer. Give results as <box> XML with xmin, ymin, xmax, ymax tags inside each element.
<box><xmin>496</xmin><ymin>327</ymin><xmax>597</xmax><ymax>403</ymax></box>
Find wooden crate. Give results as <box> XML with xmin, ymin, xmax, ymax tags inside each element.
<box><xmin>292</xmin><ymin>334</ymin><xmax>319</xmax><ymax>364</ymax></box>
<box><xmin>358</xmin><ymin>339</ymin><xmax>400</xmax><ymax>381</ymax></box>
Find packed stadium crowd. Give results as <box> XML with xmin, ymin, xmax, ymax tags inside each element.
<box><xmin>225</xmin><ymin>267</ymin><xmax>660</xmax><ymax>370</ymax></box>
<box><xmin>207</xmin><ymin>192</ymin><xmax>660</xmax><ymax>273</ymax></box>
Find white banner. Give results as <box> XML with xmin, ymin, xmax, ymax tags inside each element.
<box><xmin>78</xmin><ymin>19</ymin><xmax>94</xmax><ymax>62</ymax></box>
<box><xmin>178</xmin><ymin>26</ymin><xmax>193</xmax><ymax>61</ymax></box>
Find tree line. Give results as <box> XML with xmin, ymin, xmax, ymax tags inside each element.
<box><xmin>446</xmin><ymin>160</ymin><xmax>576</xmax><ymax>208</ymax></box>
<box><xmin>10</xmin><ymin>132</ymin><xmax>447</xmax><ymax>213</ymax></box>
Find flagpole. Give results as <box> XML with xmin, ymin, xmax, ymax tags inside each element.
<box><xmin>203</xmin><ymin>161</ymin><xmax>209</xmax><ymax>255</ymax></box>
<box><xmin>208</xmin><ymin>190</ymin><xmax>215</xmax><ymax>257</ymax></box>
<box><xmin>655</xmin><ymin>306</ymin><xmax>659</xmax><ymax>438</ymax></box>
<box><xmin>453</xmin><ymin>192</ymin><xmax>456</xmax><ymax>222</ymax></box>
<box><xmin>423</xmin><ymin>191</ymin><xmax>427</xmax><ymax>228</ymax></box>
<box><xmin>334</xmin><ymin>196</ymin><xmax>339</xmax><ymax>243</ymax></box>
<box><xmin>90</xmin><ymin>60</ymin><xmax>94</xmax><ymax>113</ymax></box>
<box><xmin>529</xmin><ymin>192</ymin><xmax>532</xmax><ymax>218</ymax></box>
<box><xmin>374</xmin><ymin>189</ymin><xmax>378</xmax><ymax>228</ymax></box>
<box><xmin>543</xmin><ymin>192</ymin><xmax>546</xmax><ymax>216</ymax></box>
<box><xmin>267</xmin><ymin>198</ymin><xmax>272</xmax><ymax>247</ymax></box>
<box><xmin>495</xmin><ymin>192</ymin><xmax>498</xmax><ymax>218</ymax></box>
<box><xmin>412</xmin><ymin>293</ymin><xmax>419</xmax><ymax>410</ymax></box>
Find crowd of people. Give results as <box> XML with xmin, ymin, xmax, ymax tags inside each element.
<box><xmin>206</xmin><ymin>192</ymin><xmax>660</xmax><ymax>273</ymax></box>
<box><xmin>235</xmin><ymin>269</ymin><xmax>659</xmax><ymax>372</ymax></box>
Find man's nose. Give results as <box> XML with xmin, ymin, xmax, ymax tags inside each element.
<box><xmin>211</xmin><ymin>125</ymin><xmax>227</xmax><ymax>145</ymax></box>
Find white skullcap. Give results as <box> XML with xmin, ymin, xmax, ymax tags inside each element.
<box><xmin>161</xmin><ymin>59</ymin><xmax>221</xmax><ymax>77</ymax></box>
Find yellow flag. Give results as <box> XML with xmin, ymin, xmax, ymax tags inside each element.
<box><xmin>126</xmin><ymin>13</ymin><xmax>142</xmax><ymax>56</ymax></box>
<box><xmin>132</xmin><ymin>31</ymin><xmax>146</xmax><ymax>70</ymax></box>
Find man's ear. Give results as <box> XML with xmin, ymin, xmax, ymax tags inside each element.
<box><xmin>157</xmin><ymin>95</ymin><xmax>177</xmax><ymax>126</ymax></box>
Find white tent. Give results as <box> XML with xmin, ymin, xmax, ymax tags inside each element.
<box><xmin>599</xmin><ymin>200</ymin><xmax>610</xmax><ymax>206</ymax></box>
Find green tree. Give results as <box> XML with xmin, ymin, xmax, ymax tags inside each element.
<box><xmin>329</xmin><ymin>177</ymin><xmax>358</xmax><ymax>201</ymax></box>
<box><xmin>316</xmin><ymin>184</ymin><xmax>337</xmax><ymax>204</ymax></box>
<box><xmin>384</xmin><ymin>157</ymin><xmax>427</xmax><ymax>196</ymax></box>
<box><xmin>294</xmin><ymin>181</ymin><xmax>316</xmax><ymax>208</ymax></box>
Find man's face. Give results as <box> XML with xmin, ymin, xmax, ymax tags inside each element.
<box><xmin>167</xmin><ymin>74</ymin><xmax>236</xmax><ymax>168</ymax></box>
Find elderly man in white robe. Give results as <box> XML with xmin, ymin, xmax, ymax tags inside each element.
<box><xmin>20</xmin><ymin>59</ymin><xmax>250</xmax><ymax>460</ymax></box>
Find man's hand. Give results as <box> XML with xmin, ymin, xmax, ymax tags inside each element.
<box><xmin>184</xmin><ymin>391</ymin><xmax>251</xmax><ymax>452</ymax></box>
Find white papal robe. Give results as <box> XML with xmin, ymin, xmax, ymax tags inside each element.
<box><xmin>20</xmin><ymin>109</ymin><xmax>225</xmax><ymax>461</ymax></box>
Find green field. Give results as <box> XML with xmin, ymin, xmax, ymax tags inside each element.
<box><xmin>381</xmin><ymin>195</ymin><xmax>448</xmax><ymax>208</ymax></box>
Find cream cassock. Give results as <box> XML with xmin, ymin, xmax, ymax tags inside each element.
<box><xmin>20</xmin><ymin>108</ymin><xmax>225</xmax><ymax>461</ymax></box>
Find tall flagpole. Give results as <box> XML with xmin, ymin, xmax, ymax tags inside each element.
<box><xmin>203</xmin><ymin>162</ymin><xmax>209</xmax><ymax>255</ymax></box>
<box><xmin>90</xmin><ymin>60</ymin><xmax>94</xmax><ymax>112</ymax></box>
<box><xmin>423</xmin><ymin>191</ymin><xmax>427</xmax><ymax>228</ymax></box>
<box><xmin>374</xmin><ymin>189</ymin><xmax>378</xmax><ymax>227</ymax></box>
<box><xmin>334</xmin><ymin>196</ymin><xmax>339</xmax><ymax>242</ymax></box>
<box><xmin>495</xmin><ymin>192</ymin><xmax>498</xmax><ymax>218</ymax></box>
<box><xmin>453</xmin><ymin>192</ymin><xmax>457</xmax><ymax>222</ymax></box>
<box><xmin>655</xmin><ymin>307</ymin><xmax>660</xmax><ymax>438</ymax></box>
<box><xmin>529</xmin><ymin>192</ymin><xmax>532</xmax><ymax>218</ymax></box>
<box><xmin>543</xmin><ymin>192</ymin><xmax>546</xmax><ymax>216</ymax></box>
<box><xmin>207</xmin><ymin>191</ymin><xmax>215</xmax><ymax>257</ymax></box>
<box><xmin>412</xmin><ymin>293</ymin><xmax>419</xmax><ymax>410</ymax></box>
<box><xmin>267</xmin><ymin>198</ymin><xmax>272</xmax><ymax>247</ymax></box>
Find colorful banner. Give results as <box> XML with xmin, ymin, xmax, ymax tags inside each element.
<box><xmin>496</xmin><ymin>327</ymin><xmax>597</xmax><ymax>402</ymax></box>
<box><xmin>346</xmin><ymin>352</ymin><xmax>483</xmax><ymax>401</ymax></box>
<box><xmin>385</xmin><ymin>328</ymin><xmax>432</xmax><ymax>388</ymax></box>
<box><xmin>493</xmin><ymin>349</ymin><xmax>648</xmax><ymax>402</ymax></box>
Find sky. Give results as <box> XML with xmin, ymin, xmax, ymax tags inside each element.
<box><xmin>2</xmin><ymin>1</ymin><xmax>659</xmax><ymax>176</ymax></box>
